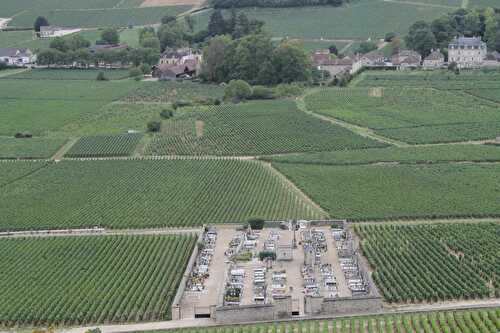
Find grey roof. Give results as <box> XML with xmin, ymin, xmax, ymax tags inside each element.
<box><xmin>425</xmin><ymin>50</ymin><xmax>444</xmax><ymax>61</ymax></box>
<box><xmin>449</xmin><ymin>36</ymin><xmax>485</xmax><ymax>47</ymax></box>
<box><xmin>161</xmin><ymin>48</ymin><xmax>194</xmax><ymax>59</ymax></box>
<box><xmin>0</xmin><ymin>48</ymin><xmax>31</xmax><ymax>57</ymax></box>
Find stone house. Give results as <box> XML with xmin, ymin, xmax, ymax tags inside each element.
<box><xmin>153</xmin><ymin>48</ymin><xmax>202</xmax><ymax>80</ymax></box>
<box><xmin>358</xmin><ymin>50</ymin><xmax>385</xmax><ymax>66</ymax></box>
<box><xmin>448</xmin><ymin>36</ymin><xmax>487</xmax><ymax>68</ymax></box>
<box><xmin>423</xmin><ymin>49</ymin><xmax>445</xmax><ymax>68</ymax></box>
<box><xmin>392</xmin><ymin>50</ymin><xmax>422</xmax><ymax>68</ymax></box>
<box><xmin>0</xmin><ymin>48</ymin><xmax>35</xmax><ymax>66</ymax></box>
<box><xmin>311</xmin><ymin>50</ymin><xmax>354</xmax><ymax>76</ymax></box>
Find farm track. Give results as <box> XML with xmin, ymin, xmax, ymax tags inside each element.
<box><xmin>58</xmin><ymin>299</ymin><xmax>500</xmax><ymax>333</ymax></box>
<box><xmin>261</xmin><ymin>161</ymin><xmax>330</xmax><ymax>218</ymax></box>
<box><xmin>51</xmin><ymin>138</ymin><xmax>79</xmax><ymax>160</ymax></box>
<box><xmin>382</xmin><ymin>0</ymin><xmax>459</xmax><ymax>9</ymax></box>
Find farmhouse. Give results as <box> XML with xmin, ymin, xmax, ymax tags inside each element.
<box><xmin>392</xmin><ymin>50</ymin><xmax>422</xmax><ymax>68</ymax></box>
<box><xmin>311</xmin><ymin>50</ymin><xmax>354</xmax><ymax>76</ymax></box>
<box><xmin>448</xmin><ymin>36</ymin><xmax>486</xmax><ymax>68</ymax></box>
<box><xmin>358</xmin><ymin>50</ymin><xmax>385</xmax><ymax>66</ymax></box>
<box><xmin>153</xmin><ymin>48</ymin><xmax>202</xmax><ymax>80</ymax></box>
<box><xmin>423</xmin><ymin>49</ymin><xmax>445</xmax><ymax>69</ymax></box>
<box><xmin>39</xmin><ymin>26</ymin><xmax>81</xmax><ymax>38</ymax></box>
<box><xmin>0</xmin><ymin>48</ymin><xmax>35</xmax><ymax>66</ymax></box>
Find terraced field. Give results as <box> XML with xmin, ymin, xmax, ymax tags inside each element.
<box><xmin>146</xmin><ymin>100</ymin><xmax>385</xmax><ymax>156</ymax></box>
<box><xmin>355</xmin><ymin>222</ymin><xmax>499</xmax><ymax>302</ymax></box>
<box><xmin>0</xmin><ymin>159</ymin><xmax>326</xmax><ymax>231</ymax></box>
<box><xmin>65</xmin><ymin>133</ymin><xmax>143</xmax><ymax>158</ymax></box>
<box><xmin>272</xmin><ymin>162</ymin><xmax>500</xmax><ymax>221</ymax></box>
<box><xmin>155</xmin><ymin>309</ymin><xmax>500</xmax><ymax>332</ymax></box>
<box><xmin>0</xmin><ymin>234</ymin><xmax>196</xmax><ymax>326</ymax></box>
<box><xmin>305</xmin><ymin>88</ymin><xmax>500</xmax><ymax>144</ymax></box>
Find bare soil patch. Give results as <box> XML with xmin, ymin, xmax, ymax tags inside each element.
<box><xmin>140</xmin><ymin>0</ymin><xmax>203</xmax><ymax>7</ymax></box>
<box><xmin>195</xmin><ymin>120</ymin><xmax>204</xmax><ymax>138</ymax></box>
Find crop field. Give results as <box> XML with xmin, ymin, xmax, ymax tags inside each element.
<box><xmin>5</xmin><ymin>69</ymin><xmax>131</xmax><ymax>81</ymax></box>
<box><xmin>355</xmin><ymin>222</ymin><xmax>499</xmax><ymax>302</ymax></box>
<box><xmin>263</xmin><ymin>144</ymin><xmax>500</xmax><ymax>166</ymax></box>
<box><xmin>0</xmin><ymin>159</ymin><xmax>325</xmax><ymax>231</ymax></box>
<box><xmin>124</xmin><ymin>81</ymin><xmax>225</xmax><ymax>104</ymax></box>
<box><xmin>0</xmin><ymin>161</ymin><xmax>48</xmax><ymax>186</ymax></box>
<box><xmin>305</xmin><ymin>88</ymin><xmax>500</xmax><ymax>144</ymax></box>
<box><xmin>146</xmin><ymin>100</ymin><xmax>385</xmax><ymax>156</ymax></box>
<box><xmin>356</xmin><ymin>71</ymin><xmax>500</xmax><ymax>90</ymax></box>
<box><xmin>65</xmin><ymin>133</ymin><xmax>143</xmax><ymax>158</ymax></box>
<box><xmin>192</xmin><ymin>1</ymin><xmax>449</xmax><ymax>40</ymax></box>
<box><xmin>0</xmin><ymin>234</ymin><xmax>196</xmax><ymax>326</ymax></box>
<box><xmin>0</xmin><ymin>137</ymin><xmax>65</xmax><ymax>159</ymax></box>
<box><xmin>9</xmin><ymin>6</ymin><xmax>191</xmax><ymax>28</ymax></box>
<box><xmin>272</xmin><ymin>162</ymin><xmax>500</xmax><ymax>221</ymax></box>
<box><xmin>0</xmin><ymin>79</ymin><xmax>138</xmax><ymax>136</ymax></box>
<box><xmin>155</xmin><ymin>309</ymin><xmax>500</xmax><ymax>333</ymax></box>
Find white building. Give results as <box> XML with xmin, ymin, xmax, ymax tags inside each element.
<box><xmin>39</xmin><ymin>26</ymin><xmax>81</xmax><ymax>38</ymax></box>
<box><xmin>448</xmin><ymin>36</ymin><xmax>487</xmax><ymax>68</ymax></box>
<box><xmin>0</xmin><ymin>48</ymin><xmax>35</xmax><ymax>66</ymax></box>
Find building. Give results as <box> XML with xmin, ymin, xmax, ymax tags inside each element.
<box><xmin>392</xmin><ymin>50</ymin><xmax>422</xmax><ymax>68</ymax></box>
<box><xmin>0</xmin><ymin>48</ymin><xmax>35</xmax><ymax>66</ymax></box>
<box><xmin>153</xmin><ymin>48</ymin><xmax>202</xmax><ymax>80</ymax></box>
<box><xmin>423</xmin><ymin>49</ymin><xmax>445</xmax><ymax>69</ymax></box>
<box><xmin>311</xmin><ymin>50</ymin><xmax>354</xmax><ymax>77</ymax></box>
<box><xmin>448</xmin><ymin>36</ymin><xmax>487</xmax><ymax>68</ymax></box>
<box><xmin>358</xmin><ymin>50</ymin><xmax>385</xmax><ymax>66</ymax></box>
<box><xmin>39</xmin><ymin>26</ymin><xmax>81</xmax><ymax>38</ymax></box>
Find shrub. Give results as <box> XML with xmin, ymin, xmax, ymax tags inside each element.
<box><xmin>251</xmin><ymin>85</ymin><xmax>274</xmax><ymax>100</ymax></box>
<box><xmin>14</xmin><ymin>132</ymin><xmax>33</xmax><ymax>139</ymax></box>
<box><xmin>224</xmin><ymin>80</ymin><xmax>253</xmax><ymax>101</ymax></box>
<box><xmin>273</xmin><ymin>83</ymin><xmax>304</xmax><ymax>98</ymax></box>
<box><xmin>96</xmin><ymin>72</ymin><xmax>108</xmax><ymax>81</ymax></box>
<box><xmin>259</xmin><ymin>251</ymin><xmax>276</xmax><ymax>261</ymax></box>
<box><xmin>248</xmin><ymin>218</ymin><xmax>265</xmax><ymax>230</ymax></box>
<box><xmin>139</xmin><ymin>63</ymin><xmax>151</xmax><ymax>75</ymax></box>
<box><xmin>385</xmin><ymin>32</ymin><xmax>397</xmax><ymax>42</ymax></box>
<box><xmin>160</xmin><ymin>109</ymin><xmax>174</xmax><ymax>119</ymax></box>
<box><xmin>172</xmin><ymin>100</ymin><xmax>192</xmax><ymax>109</ymax></box>
<box><xmin>147</xmin><ymin>121</ymin><xmax>161</xmax><ymax>132</ymax></box>
<box><xmin>129</xmin><ymin>67</ymin><xmax>143</xmax><ymax>79</ymax></box>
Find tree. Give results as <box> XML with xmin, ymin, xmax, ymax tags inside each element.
<box><xmin>328</xmin><ymin>44</ymin><xmax>338</xmax><ymax>55</ymax></box>
<box><xmin>37</xmin><ymin>49</ymin><xmax>63</xmax><ymax>67</ymax></box>
<box><xmin>248</xmin><ymin>218</ymin><xmax>265</xmax><ymax>230</ymax></box>
<box><xmin>49</xmin><ymin>38</ymin><xmax>69</xmax><ymax>52</ymax></box>
<box><xmin>201</xmin><ymin>35</ymin><xmax>232</xmax><ymax>82</ymax></box>
<box><xmin>224</xmin><ymin>79</ymin><xmax>253</xmax><ymax>101</ymax></box>
<box><xmin>208</xmin><ymin>10</ymin><xmax>226</xmax><ymax>37</ymax></box>
<box><xmin>140</xmin><ymin>37</ymin><xmax>160</xmax><ymax>51</ymax></box>
<box><xmin>96</xmin><ymin>72</ymin><xmax>109</xmax><ymax>81</ymax></box>
<box><xmin>34</xmin><ymin>16</ymin><xmax>49</xmax><ymax>32</ymax></box>
<box><xmin>405</xmin><ymin>21</ymin><xmax>437</xmax><ymax>58</ymax></box>
<box><xmin>157</xmin><ymin>22</ymin><xmax>186</xmax><ymax>51</ymax></box>
<box><xmin>355</xmin><ymin>41</ymin><xmax>377</xmax><ymax>54</ymax></box>
<box><xmin>233</xmin><ymin>32</ymin><xmax>274</xmax><ymax>84</ymax></box>
<box><xmin>495</xmin><ymin>32</ymin><xmax>500</xmax><ymax>52</ymax></box>
<box><xmin>271</xmin><ymin>40</ymin><xmax>311</xmax><ymax>84</ymax></box>
<box><xmin>384</xmin><ymin>32</ymin><xmax>396</xmax><ymax>42</ymax></box>
<box><xmin>184</xmin><ymin>15</ymin><xmax>195</xmax><ymax>32</ymax></box>
<box><xmin>129</xmin><ymin>66</ymin><xmax>143</xmax><ymax>78</ymax></box>
<box><xmin>147</xmin><ymin>121</ymin><xmax>161</xmax><ymax>132</ymax></box>
<box><xmin>161</xmin><ymin>15</ymin><xmax>177</xmax><ymax>25</ymax></box>
<box><xmin>66</xmin><ymin>34</ymin><xmax>91</xmax><ymax>51</ymax></box>
<box><xmin>233</xmin><ymin>13</ymin><xmax>251</xmax><ymax>39</ymax></box>
<box><xmin>101</xmin><ymin>28</ymin><xmax>120</xmax><ymax>45</ymax></box>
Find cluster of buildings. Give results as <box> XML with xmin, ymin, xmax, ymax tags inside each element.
<box><xmin>313</xmin><ymin>36</ymin><xmax>500</xmax><ymax>78</ymax></box>
<box><xmin>152</xmin><ymin>48</ymin><xmax>202</xmax><ymax>80</ymax></box>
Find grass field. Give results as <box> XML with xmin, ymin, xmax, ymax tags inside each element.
<box><xmin>395</xmin><ymin>0</ymin><xmax>461</xmax><ymax>6</ymax></box>
<box><xmin>192</xmin><ymin>1</ymin><xmax>450</xmax><ymax>40</ymax></box>
<box><xmin>305</xmin><ymin>87</ymin><xmax>500</xmax><ymax>144</ymax></box>
<box><xmin>9</xmin><ymin>6</ymin><xmax>191</xmax><ymax>28</ymax></box>
<box><xmin>272</xmin><ymin>162</ymin><xmax>500</xmax><ymax>221</ymax></box>
<box><xmin>145</xmin><ymin>100</ymin><xmax>385</xmax><ymax>156</ymax></box>
<box><xmin>0</xmin><ymin>137</ymin><xmax>66</xmax><ymax>159</ymax></box>
<box><xmin>0</xmin><ymin>79</ymin><xmax>138</xmax><ymax>137</ymax></box>
<box><xmin>356</xmin><ymin>222</ymin><xmax>499</xmax><ymax>302</ymax></box>
<box><xmin>5</xmin><ymin>68</ymin><xmax>131</xmax><ymax>80</ymax></box>
<box><xmin>0</xmin><ymin>30</ymin><xmax>102</xmax><ymax>50</ymax></box>
<box><xmin>149</xmin><ymin>309</ymin><xmax>500</xmax><ymax>333</ymax></box>
<box><xmin>0</xmin><ymin>234</ymin><xmax>196</xmax><ymax>326</ymax></box>
<box><xmin>264</xmin><ymin>144</ymin><xmax>500</xmax><ymax>165</ymax></box>
<box><xmin>65</xmin><ymin>133</ymin><xmax>143</xmax><ymax>158</ymax></box>
<box><xmin>0</xmin><ymin>159</ymin><xmax>326</xmax><ymax>231</ymax></box>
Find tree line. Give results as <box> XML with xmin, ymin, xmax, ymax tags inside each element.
<box><xmin>210</xmin><ymin>0</ymin><xmax>347</xmax><ymax>9</ymax></box>
<box><xmin>405</xmin><ymin>8</ymin><xmax>500</xmax><ymax>57</ymax></box>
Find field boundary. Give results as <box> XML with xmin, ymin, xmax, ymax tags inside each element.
<box><xmin>261</xmin><ymin>161</ymin><xmax>330</xmax><ymax>219</ymax></box>
<box><xmin>382</xmin><ymin>0</ymin><xmax>460</xmax><ymax>9</ymax></box>
<box><xmin>352</xmin><ymin>217</ymin><xmax>500</xmax><ymax>226</ymax></box>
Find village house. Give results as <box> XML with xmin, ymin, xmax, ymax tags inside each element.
<box><xmin>311</xmin><ymin>50</ymin><xmax>354</xmax><ymax>77</ymax></box>
<box><xmin>448</xmin><ymin>36</ymin><xmax>487</xmax><ymax>69</ymax></box>
<box><xmin>0</xmin><ymin>48</ymin><xmax>35</xmax><ymax>66</ymax></box>
<box><xmin>39</xmin><ymin>26</ymin><xmax>81</xmax><ymax>38</ymax></box>
<box><xmin>152</xmin><ymin>48</ymin><xmax>202</xmax><ymax>80</ymax></box>
<box><xmin>358</xmin><ymin>50</ymin><xmax>385</xmax><ymax>67</ymax></box>
<box><xmin>392</xmin><ymin>50</ymin><xmax>422</xmax><ymax>69</ymax></box>
<box><xmin>423</xmin><ymin>49</ymin><xmax>445</xmax><ymax>69</ymax></box>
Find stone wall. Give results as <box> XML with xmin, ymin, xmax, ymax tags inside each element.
<box><xmin>322</xmin><ymin>295</ymin><xmax>383</xmax><ymax>314</ymax></box>
<box><xmin>215</xmin><ymin>297</ymin><xmax>293</xmax><ymax>323</ymax></box>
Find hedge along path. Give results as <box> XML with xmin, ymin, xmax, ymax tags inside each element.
<box><xmin>296</xmin><ymin>92</ymin><xmax>407</xmax><ymax>147</ymax></box>
<box><xmin>260</xmin><ymin>161</ymin><xmax>329</xmax><ymax>219</ymax></box>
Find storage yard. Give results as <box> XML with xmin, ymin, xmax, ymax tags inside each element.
<box><xmin>174</xmin><ymin>221</ymin><xmax>381</xmax><ymax>323</ymax></box>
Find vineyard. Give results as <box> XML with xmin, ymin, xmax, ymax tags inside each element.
<box><xmin>5</xmin><ymin>69</ymin><xmax>132</xmax><ymax>81</ymax></box>
<box><xmin>305</xmin><ymin>88</ymin><xmax>500</xmax><ymax>144</ymax></box>
<box><xmin>263</xmin><ymin>144</ymin><xmax>500</xmax><ymax>166</ymax></box>
<box><xmin>0</xmin><ymin>137</ymin><xmax>65</xmax><ymax>159</ymax></box>
<box><xmin>0</xmin><ymin>234</ymin><xmax>196</xmax><ymax>326</ymax></box>
<box><xmin>0</xmin><ymin>161</ymin><xmax>48</xmax><ymax>186</ymax></box>
<box><xmin>145</xmin><ymin>100</ymin><xmax>385</xmax><ymax>156</ymax></box>
<box><xmin>0</xmin><ymin>159</ymin><xmax>326</xmax><ymax>231</ymax></box>
<box><xmin>355</xmin><ymin>222</ymin><xmax>499</xmax><ymax>302</ymax></box>
<box><xmin>65</xmin><ymin>133</ymin><xmax>143</xmax><ymax>158</ymax></box>
<box><xmin>160</xmin><ymin>309</ymin><xmax>500</xmax><ymax>332</ymax></box>
<box><xmin>271</xmin><ymin>162</ymin><xmax>500</xmax><ymax>221</ymax></box>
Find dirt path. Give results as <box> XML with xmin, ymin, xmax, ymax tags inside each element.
<box><xmin>51</xmin><ymin>138</ymin><xmax>79</xmax><ymax>161</ymax></box>
<box><xmin>0</xmin><ymin>68</ymin><xmax>28</xmax><ymax>78</ymax></box>
<box><xmin>382</xmin><ymin>0</ymin><xmax>459</xmax><ymax>9</ymax></box>
<box><xmin>261</xmin><ymin>161</ymin><xmax>329</xmax><ymax>219</ymax></box>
